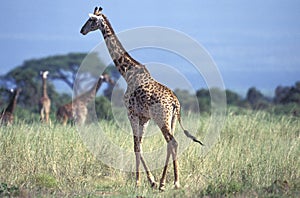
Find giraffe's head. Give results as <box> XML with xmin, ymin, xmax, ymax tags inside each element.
<box><xmin>80</xmin><ymin>7</ymin><xmax>105</xmax><ymax>35</ymax></box>
<box><xmin>40</xmin><ymin>71</ymin><xmax>49</xmax><ymax>79</ymax></box>
<box><xmin>10</xmin><ymin>88</ymin><xmax>21</xmax><ymax>98</ymax></box>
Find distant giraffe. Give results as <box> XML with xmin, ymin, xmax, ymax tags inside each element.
<box><xmin>0</xmin><ymin>88</ymin><xmax>21</xmax><ymax>125</ymax></box>
<box><xmin>56</xmin><ymin>74</ymin><xmax>113</xmax><ymax>126</ymax></box>
<box><xmin>80</xmin><ymin>7</ymin><xmax>203</xmax><ymax>190</ymax></box>
<box><xmin>39</xmin><ymin>71</ymin><xmax>51</xmax><ymax>124</ymax></box>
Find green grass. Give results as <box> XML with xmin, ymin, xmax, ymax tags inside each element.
<box><xmin>0</xmin><ymin>110</ymin><xmax>299</xmax><ymax>197</ymax></box>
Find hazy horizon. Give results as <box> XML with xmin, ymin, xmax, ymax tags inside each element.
<box><xmin>1</xmin><ymin>0</ymin><xmax>299</xmax><ymax>97</ymax></box>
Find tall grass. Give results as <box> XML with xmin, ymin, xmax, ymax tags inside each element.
<box><xmin>0</xmin><ymin>110</ymin><xmax>299</xmax><ymax>197</ymax></box>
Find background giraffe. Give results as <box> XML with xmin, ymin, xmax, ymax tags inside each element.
<box><xmin>0</xmin><ymin>88</ymin><xmax>21</xmax><ymax>125</ymax></box>
<box><xmin>81</xmin><ymin>7</ymin><xmax>203</xmax><ymax>191</ymax></box>
<box><xmin>39</xmin><ymin>70</ymin><xmax>51</xmax><ymax>124</ymax></box>
<box><xmin>56</xmin><ymin>74</ymin><xmax>113</xmax><ymax>125</ymax></box>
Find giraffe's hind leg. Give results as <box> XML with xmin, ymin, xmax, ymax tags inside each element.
<box><xmin>170</xmin><ymin>115</ymin><xmax>180</xmax><ymax>189</ymax></box>
<box><xmin>159</xmin><ymin>125</ymin><xmax>180</xmax><ymax>191</ymax></box>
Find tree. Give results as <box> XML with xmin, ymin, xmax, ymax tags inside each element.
<box><xmin>174</xmin><ymin>89</ymin><xmax>199</xmax><ymax>113</ymax></box>
<box><xmin>196</xmin><ymin>88</ymin><xmax>210</xmax><ymax>113</ymax></box>
<box><xmin>274</xmin><ymin>86</ymin><xmax>291</xmax><ymax>104</ymax></box>
<box><xmin>0</xmin><ymin>53</ymin><xmax>106</xmax><ymax>113</ymax></box>
<box><xmin>274</xmin><ymin>81</ymin><xmax>300</xmax><ymax>104</ymax></box>
<box><xmin>226</xmin><ymin>89</ymin><xmax>241</xmax><ymax>106</ymax></box>
<box><xmin>85</xmin><ymin>96</ymin><xmax>113</xmax><ymax>122</ymax></box>
<box><xmin>102</xmin><ymin>65</ymin><xmax>121</xmax><ymax>100</ymax></box>
<box><xmin>1</xmin><ymin>52</ymin><xmax>106</xmax><ymax>92</ymax></box>
<box><xmin>246</xmin><ymin>87</ymin><xmax>270</xmax><ymax>110</ymax></box>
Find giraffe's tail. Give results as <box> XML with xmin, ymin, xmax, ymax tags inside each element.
<box><xmin>178</xmin><ymin>115</ymin><xmax>204</xmax><ymax>146</ymax></box>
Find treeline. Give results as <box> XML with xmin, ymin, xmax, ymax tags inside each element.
<box><xmin>0</xmin><ymin>53</ymin><xmax>118</xmax><ymax>122</ymax></box>
<box><xmin>176</xmin><ymin>81</ymin><xmax>300</xmax><ymax>116</ymax></box>
<box><xmin>0</xmin><ymin>53</ymin><xmax>299</xmax><ymax>123</ymax></box>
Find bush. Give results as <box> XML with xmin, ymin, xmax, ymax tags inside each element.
<box><xmin>88</xmin><ymin>96</ymin><xmax>113</xmax><ymax>121</ymax></box>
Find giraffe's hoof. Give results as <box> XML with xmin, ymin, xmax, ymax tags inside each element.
<box><xmin>159</xmin><ymin>183</ymin><xmax>166</xmax><ymax>192</ymax></box>
<box><xmin>135</xmin><ymin>181</ymin><xmax>141</xmax><ymax>188</ymax></box>
<box><xmin>174</xmin><ymin>181</ymin><xmax>181</xmax><ymax>189</ymax></box>
<box><xmin>151</xmin><ymin>181</ymin><xmax>158</xmax><ymax>189</ymax></box>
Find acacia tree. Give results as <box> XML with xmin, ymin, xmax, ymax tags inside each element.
<box><xmin>0</xmin><ymin>52</ymin><xmax>108</xmax><ymax>112</ymax></box>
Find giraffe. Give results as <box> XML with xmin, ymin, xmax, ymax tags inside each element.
<box><xmin>0</xmin><ymin>88</ymin><xmax>21</xmax><ymax>125</ymax></box>
<box><xmin>80</xmin><ymin>7</ymin><xmax>204</xmax><ymax>191</ymax></box>
<box><xmin>56</xmin><ymin>74</ymin><xmax>113</xmax><ymax>126</ymax></box>
<box><xmin>39</xmin><ymin>71</ymin><xmax>51</xmax><ymax>124</ymax></box>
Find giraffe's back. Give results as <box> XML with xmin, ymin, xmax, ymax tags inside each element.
<box><xmin>40</xmin><ymin>97</ymin><xmax>51</xmax><ymax>109</ymax></box>
<box><xmin>125</xmin><ymin>80</ymin><xmax>180</xmax><ymax>126</ymax></box>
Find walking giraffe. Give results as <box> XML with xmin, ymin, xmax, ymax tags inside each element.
<box><xmin>0</xmin><ymin>88</ymin><xmax>21</xmax><ymax>125</ymax></box>
<box><xmin>56</xmin><ymin>74</ymin><xmax>113</xmax><ymax>126</ymax></box>
<box><xmin>80</xmin><ymin>7</ymin><xmax>204</xmax><ymax>191</ymax></box>
<box><xmin>39</xmin><ymin>71</ymin><xmax>51</xmax><ymax>124</ymax></box>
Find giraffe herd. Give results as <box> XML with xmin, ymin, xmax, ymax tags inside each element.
<box><xmin>0</xmin><ymin>71</ymin><xmax>113</xmax><ymax>126</ymax></box>
<box><xmin>0</xmin><ymin>6</ymin><xmax>204</xmax><ymax>191</ymax></box>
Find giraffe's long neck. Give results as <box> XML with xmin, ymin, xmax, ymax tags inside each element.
<box><xmin>75</xmin><ymin>77</ymin><xmax>103</xmax><ymax>104</ymax></box>
<box><xmin>99</xmin><ymin>15</ymin><xmax>151</xmax><ymax>83</ymax></box>
<box><xmin>42</xmin><ymin>78</ymin><xmax>48</xmax><ymax>98</ymax></box>
<box><xmin>5</xmin><ymin>92</ymin><xmax>19</xmax><ymax>113</ymax></box>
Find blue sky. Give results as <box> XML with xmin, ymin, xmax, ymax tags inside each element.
<box><xmin>1</xmin><ymin>0</ymin><xmax>299</xmax><ymax>96</ymax></box>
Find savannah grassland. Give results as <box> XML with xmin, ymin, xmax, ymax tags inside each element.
<box><xmin>0</xmin><ymin>110</ymin><xmax>299</xmax><ymax>197</ymax></box>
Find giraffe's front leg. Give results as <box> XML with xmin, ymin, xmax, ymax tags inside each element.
<box><xmin>129</xmin><ymin>114</ymin><xmax>142</xmax><ymax>187</ymax></box>
<box><xmin>137</xmin><ymin>122</ymin><xmax>157</xmax><ymax>188</ymax></box>
<box><xmin>40</xmin><ymin>107</ymin><xmax>45</xmax><ymax>121</ymax></box>
<box><xmin>134</xmin><ymin>136</ymin><xmax>158</xmax><ymax>188</ymax></box>
<box><xmin>159</xmin><ymin>144</ymin><xmax>171</xmax><ymax>191</ymax></box>
<box><xmin>140</xmin><ymin>153</ymin><xmax>157</xmax><ymax>188</ymax></box>
<box><xmin>133</xmin><ymin>135</ymin><xmax>142</xmax><ymax>187</ymax></box>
